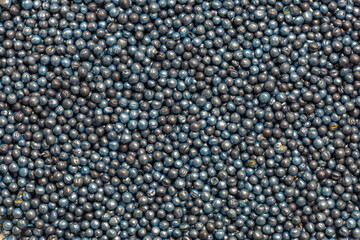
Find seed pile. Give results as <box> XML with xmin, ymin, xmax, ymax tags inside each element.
<box><xmin>1</xmin><ymin>0</ymin><xmax>360</xmax><ymax>239</ymax></box>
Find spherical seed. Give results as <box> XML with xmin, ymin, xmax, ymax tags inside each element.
<box><xmin>0</xmin><ymin>0</ymin><xmax>358</xmax><ymax>239</ymax></box>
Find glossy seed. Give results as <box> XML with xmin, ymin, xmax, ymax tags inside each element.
<box><xmin>0</xmin><ymin>0</ymin><xmax>358</xmax><ymax>239</ymax></box>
